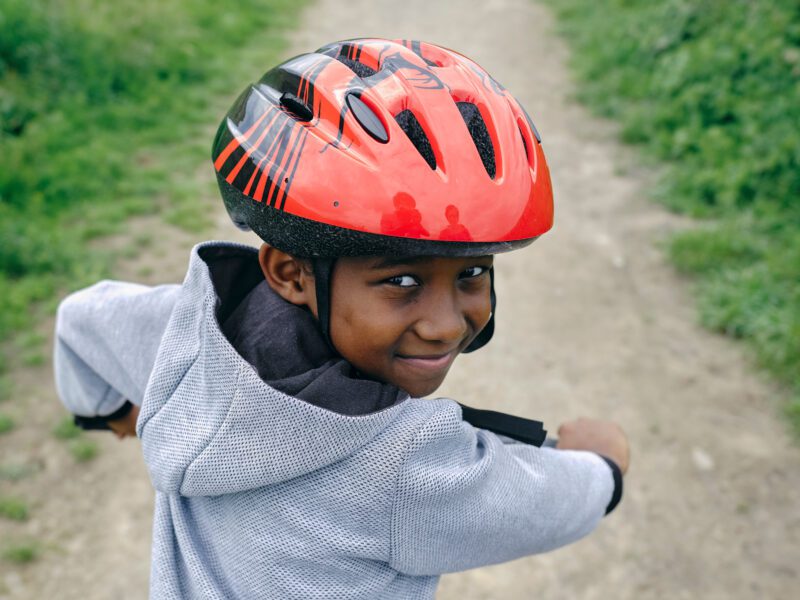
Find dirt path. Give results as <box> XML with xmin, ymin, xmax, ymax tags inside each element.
<box><xmin>2</xmin><ymin>0</ymin><xmax>799</xmax><ymax>598</ymax></box>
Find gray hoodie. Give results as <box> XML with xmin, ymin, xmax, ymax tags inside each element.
<box><xmin>54</xmin><ymin>241</ymin><xmax>617</xmax><ymax>599</ymax></box>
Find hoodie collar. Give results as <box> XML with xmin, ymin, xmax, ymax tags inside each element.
<box><xmin>139</xmin><ymin>241</ymin><xmax>409</xmax><ymax>496</ymax></box>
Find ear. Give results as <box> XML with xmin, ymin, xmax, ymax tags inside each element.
<box><xmin>258</xmin><ymin>244</ymin><xmax>317</xmax><ymax>313</ymax></box>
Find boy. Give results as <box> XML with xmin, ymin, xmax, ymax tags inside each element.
<box><xmin>55</xmin><ymin>39</ymin><xmax>628</xmax><ymax>599</ymax></box>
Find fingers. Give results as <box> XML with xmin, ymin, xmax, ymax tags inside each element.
<box><xmin>554</xmin><ymin>417</ymin><xmax>630</xmax><ymax>474</ymax></box>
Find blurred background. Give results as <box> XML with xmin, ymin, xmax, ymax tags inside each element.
<box><xmin>1</xmin><ymin>0</ymin><xmax>798</xmax><ymax>598</ymax></box>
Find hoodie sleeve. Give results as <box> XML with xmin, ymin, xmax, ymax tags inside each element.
<box><xmin>54</xmin><ymin>280</ymin><xmax>180</xmax><ymax>417</ymax></box>
<box><xmin>389</xmin><ymin>402</ymin><xmax>616</xmax><ymax>576</ymax></box>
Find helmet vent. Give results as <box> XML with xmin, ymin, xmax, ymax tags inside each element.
<box><xmin>395</xmin><ymin>109</ymin><xmax>437</xmax><ymax>170</ymax></box>
<box><xmin>279</xmin><ymin>92</ymin><xmax>313</xmax><ymax>122</ymax></box>
<box><xmin>522</xmin><ymin>106</ymin><xmax>542</xmax><ymax>143</ymax></box>
<box><xmin>518</xmin><ymin>126</ymin><xmax>530</xmax><ymax>160</ymax></box>
<box><xmin>346</xmin><ymin>93</ymin><xmax>388</xmax><ymax>143</ymax></box>
<box><xmin>456</xmin><ymin>102</ymin><xmax>496</xmax><ymax>179</ymax></box>
<box><xmin>336</xmin><ymin>55</ymin><xmax>378</xmax><ymax>79</ymax></box>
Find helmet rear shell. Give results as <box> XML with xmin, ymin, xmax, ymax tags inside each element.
<box><xmin>213</xmin><ymin>38</ymin><xmax>553</xmax><ymax>257</ymax></box>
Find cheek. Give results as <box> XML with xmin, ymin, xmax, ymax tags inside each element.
<box><xmin>466</xmin><ymin>285</ymin><xmax>493</xmax><ymax>331</ymax></box>
<box><xmin>329</xmin><ymin>291</ymin><xmax>401</xmax><ymax>364</ymax></box>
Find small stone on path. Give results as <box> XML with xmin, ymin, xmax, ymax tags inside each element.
<box><xmin>692</xmin><ymin>447</ymin><xmax>715</xmax><ymax>471</ymax></box>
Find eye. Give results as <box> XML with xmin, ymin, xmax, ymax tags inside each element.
<box><xmin>460</xmin><ymin>266</ymin><xmax>489</xmax><ymax>279</ymax></box>
<box><xmin>386</xmin><ymin>274</ymin><xmax>420</xmax><ymax>288</ymax></box>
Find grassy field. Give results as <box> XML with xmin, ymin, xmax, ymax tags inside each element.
<box><xmin>550</xmin><ymin>0</ymin><xmax>800</xmax><ymax>434</ymax></box>
<box><xmin>0</xmin><ymin>0</ymin><xmax>307</xmax><ymax>397</ymax></box>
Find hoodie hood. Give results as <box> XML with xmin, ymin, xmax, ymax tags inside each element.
<box><xmin>138</xmin><ymin>242</ymin><xmax>408</xmax><ymax>497</ymax></box>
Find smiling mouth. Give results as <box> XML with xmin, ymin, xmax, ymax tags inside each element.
<box><xmin>395</xmin><ymin>351</ymin><xmax>457</xmax><ymax>371</ymax></box>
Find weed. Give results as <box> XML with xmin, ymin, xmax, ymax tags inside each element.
<box><xmin>0</xmin><ymin>463</ymin><xmax>37</xmax><ymax>482</ymax></box>
<box><xmin>16</xmin><ymin>331</ymin><xmax>45</xmax><ymax>351</ymax></box>
<box><xmin>2</xmin><ymin>542</ymin><xmax>39</xmax><ymax>564</ymax></box>
<box><xmin>0</xmin><ymin>376</ymin><xmax>10</xmax><ymax>402</ymax></box>
<box><xmin>0</xmin><ymin>497</ymin><xmax>29</xmax><ymax>521</ymax></box>
<box><xmin>69</xmin><ymin>439</ymin><xmax>99</xmax><ymax>462</ymax></box>
<box><xmin>0</xmin><ymin>413</ymin><xmax>13</xmax><ymax>434</ymax></box>
<box><xmin>53</xmin><ymin>416</ymin><xmax>82</xmax><ymax>440</ymax></box>
<box><xmin>786</xmin><ymin>394</ymin><xmax>800</xmax><ymax>438</ymax></box>
<box><xmin>133</xmin><ymin>233</ymin><xmax>154</xmax><ymax>248</ymax></box>
<box><xmin>21</xmin><ymin>352</ymin><xmax>45</xmax><ymax>367</ymax></box>
<box><xmin>119</xmin><ymin>246</ymin><xmax>141</xmax><ymax>261</ymax></box>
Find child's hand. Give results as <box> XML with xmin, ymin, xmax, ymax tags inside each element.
<box><xmin>107</xmin><ymin>404</ymin><xmax>140</xmax><ymax>439</ymax></box>
<box><xmin>556</xmin><ymin>418</ymin><xmax>629</xmax><ymax>475</ymax></box>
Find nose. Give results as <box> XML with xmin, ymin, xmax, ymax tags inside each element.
<box><xmin>413</xmin><ymin>287</ymin><xmax>468</xmax><ymax>346</ymax></box>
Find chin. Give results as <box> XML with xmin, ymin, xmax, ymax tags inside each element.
<box><xmin>405</xmin><ymin>378</ymin><xmax>445</xmax><ymax>399</ymax></box>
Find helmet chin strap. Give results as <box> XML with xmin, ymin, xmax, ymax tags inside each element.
<box><xmin>312</xmin><ymin>258</ymin><xmax>337</xmax><ymax>351</ymax></box>
<box><xmin>312</xmin><ymin>259</ymin><xmax>496</xmax><ymax>355</ymax></box>
<box><xmin>463</xmin><ymin>267</ymin><xmax>496</xmax><ymax>353</ymax></box>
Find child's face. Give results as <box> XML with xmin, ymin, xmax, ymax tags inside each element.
<box><xmin>329</xmin><ymin>255</ymin><xmax>493</xmax><ymax>397</ymax></box>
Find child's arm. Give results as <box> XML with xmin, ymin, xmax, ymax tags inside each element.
<box><xmin>54</xmin><ymin>280</ymin><xmax>180</xmax><ymax>426</ymax></box>
<box><xmin>389</xmin><ymin>402</ymin><xmax>624</xmax><ymax>576</ymax></box>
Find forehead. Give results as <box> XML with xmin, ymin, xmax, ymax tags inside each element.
<box><xmin>339</xmin><ymin>255</ymin><xmax>493</xmax><ymax>272</ymax></box>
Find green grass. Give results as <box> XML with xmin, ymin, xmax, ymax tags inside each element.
<box><xmin>0</xmin><ymin>496</ymin><xmax>29</xmax><ymax>521</ymax></box>
<box><xmin>550</xmin><ymin>0</ymin><xmax>800</xmax><ymax>435</ymax></box>
<box><xmin>16</xmin><ymin>331</ymin><xmax>45</xmax><ymax>350</ymax></box>
<box><xmin>2</xmin><ymin>542</ymin><xmax>39</xmax><ymax>564</ymax></box>
<box><xmin>21</xmin><ymin>352</ymin><xmax>45</xmax><ymax>367</ymax></box>
<box><xmin>53</xmin><ymin>416</ymin><xmax>82</xmax><ymax>440</ymax></box>
<box><xmin>0</xmin><ymin>376</ymin><xmax>10</xmax><ymax>402</ymax></box>
<box><xmin>68</xmin><ymin>439</ymin><xmax>99</xmax><ymax>462</ymax></box>
<box><xmin>52</xmin><ymin>415</ymin><xmax>100</xmax><ymax>461</ymax></box>
<box><xmin>0</xmin><ymin>0</ymin><xmax>308</xmax><ymax>372</ymax></box>
<box><xmin>0</xmin><ymin>413</ymin><xmax>13</xmax><ymax>434</ymax></box>
<box><xmin>0</xmin><ymin>463</ymin><xmax>38</xmax><ymax>482</ymax></box>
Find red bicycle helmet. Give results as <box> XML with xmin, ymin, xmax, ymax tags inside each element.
<box><xmin>212</xmin><ymin>38</ymin><xmax>554</xmax><ymax>351</ymax></box>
